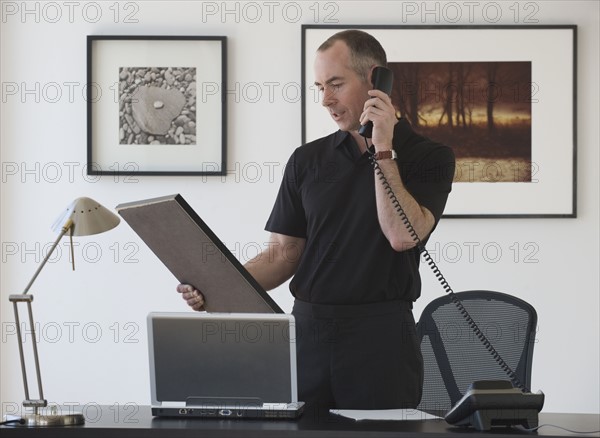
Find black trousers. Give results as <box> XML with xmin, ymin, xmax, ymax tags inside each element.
<box><xmin>292</xmin><ymin>299</ymin><xmax>423</xmax><ymax>411</ymax></box>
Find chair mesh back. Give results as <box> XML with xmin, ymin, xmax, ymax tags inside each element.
<box><xmin>416</xmin><ymin>291</ymin><xmax>536</xmax><ymax>414</ymax></box>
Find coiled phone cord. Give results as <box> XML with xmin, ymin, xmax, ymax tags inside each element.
<box><xmin>367</xmin><ymin>144</ymin><xmax>528</xmax><ymax>393</ymax></box>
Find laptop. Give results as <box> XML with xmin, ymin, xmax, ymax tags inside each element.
<box><xmin>148</xmin><ymin>312</ymin><xmax>305</xmax><ymax>419</ymax></box>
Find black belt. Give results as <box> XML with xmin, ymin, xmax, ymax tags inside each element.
<box><xmin>292</xmin><ymin>298</ymin><xmax>412</xmax><ymax>319</ymax></box>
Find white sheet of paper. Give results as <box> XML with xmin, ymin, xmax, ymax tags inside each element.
<box><xmin>330</xmin><ymin>409</ymin><xmax>442</xmax><ymax>421</ymax></box>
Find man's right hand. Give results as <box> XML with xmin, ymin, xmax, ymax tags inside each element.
<box><xmin>176</xmin><ymin>284</ymin><xmax>205</xmax><ymax>311</ymax></box>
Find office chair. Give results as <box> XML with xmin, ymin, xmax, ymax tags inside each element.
<box><xmin>415</xmin><ymin>290</ymin><xmax>538</xmax><ymax>416</ymax></box>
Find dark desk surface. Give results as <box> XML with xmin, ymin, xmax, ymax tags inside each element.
<box><xmin>1</xmin><ymin>405</ymin><xmax>599</xmax><ymax>438</ymax></box>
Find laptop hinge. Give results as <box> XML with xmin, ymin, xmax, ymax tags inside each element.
<box><xmin>186</xmin><ymin>397</ymin><xmax>263</xmax><ymax>408</ymax></box>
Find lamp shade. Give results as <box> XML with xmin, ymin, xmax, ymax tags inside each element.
<box><xmin>51</xmin><ymin>197</ymin><xmax>120</xmax><ymax>236</ymax></box>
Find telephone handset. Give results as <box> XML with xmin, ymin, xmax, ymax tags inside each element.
<box><xmin>358</xmin><ymin>66</ymin><xmax>394</xmax><ymax>138</ymax></box>
<box><xmin>363</xmin><ymin>67</ymin><xmax>544</xmax><ymax>430</ymax></box>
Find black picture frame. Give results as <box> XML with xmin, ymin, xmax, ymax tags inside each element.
<box><xmin>87</xmin><ymin>35</ymin><xmax>227</xmax><ymax>176</ymax></box>
<box><xmin>116</xmin><ymin>194</ymin><xmax>283</xmax><ymax>313</ymax></box>
<box><xmin>302</xmin><ymin>25</ymin><xmax>577</xmax><ymax>218</ymax></box>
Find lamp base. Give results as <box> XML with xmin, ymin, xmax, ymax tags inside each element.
<box><xmin>18</xmin><ymin>412</ymin><xmax>85</xmax><ymax>427</ymax></box>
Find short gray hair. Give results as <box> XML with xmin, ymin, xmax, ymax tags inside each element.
<box><xmin>317</xmin><ymin>30</ymin><xmax>387</xmax><ymax>81</ymax></box>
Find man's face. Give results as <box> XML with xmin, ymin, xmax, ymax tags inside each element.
<box><xmin>314</xmin><ymin>40</ymin><xmax>372</xmax><ymax>133</ymax></box>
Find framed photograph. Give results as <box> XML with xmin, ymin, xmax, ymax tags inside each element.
<box><xmin>87</xmin><ymin>35</ymin><xmax>227</xmax><ymax>175</ymax></box>
<box><xmin>302</xmin><ymin>26</ymin><xmax>577</xmax><ymax>218</ymax></box>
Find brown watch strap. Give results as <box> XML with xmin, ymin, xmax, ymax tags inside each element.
<box><xmin>373</xmin><ymin>149</ymin><xmax>397</xmax><ymax>161</ymax></box>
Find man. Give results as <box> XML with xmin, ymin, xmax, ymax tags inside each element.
<box><xmin>178</xmin><ymin>30</ymin><xmax>455</xmax><ymax>410</ymax></box>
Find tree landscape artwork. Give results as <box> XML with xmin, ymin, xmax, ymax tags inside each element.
<box><xmin>303</xmin><ymin>26</ymin><xmax>576</xmax><ymax>216</ymax></box>
<box><xmin>390</xmin><ymin>61</ymin><xmax>533</xmax><ymax>183</ymax></box>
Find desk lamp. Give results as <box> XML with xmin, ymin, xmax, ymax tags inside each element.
<box><xmin>8</xmin><ymin>197</ymin><xmax>120</xmax><ymax>426</ymax></box>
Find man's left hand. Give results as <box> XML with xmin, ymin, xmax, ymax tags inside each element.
<box><xmin>360</xmin><ymin>89</ymin><xmax>397</xmax><ymax>150</ymax></box>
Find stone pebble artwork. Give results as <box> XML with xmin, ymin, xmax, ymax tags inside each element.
<box><xmin>119</xmin><ymin>67</ymin><xmax>197</xmax><ymax>145</ymax></box>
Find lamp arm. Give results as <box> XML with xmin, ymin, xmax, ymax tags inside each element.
<box><xmin>22</xmin><ymin>219</ymin><xmax>73</xmax><ymax>295</ymax></box>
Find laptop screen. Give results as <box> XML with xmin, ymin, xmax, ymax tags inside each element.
<box><xmin>148</xmin><ymin>313</ymin><xmax>297</xmax><ymax>405</ymax></box>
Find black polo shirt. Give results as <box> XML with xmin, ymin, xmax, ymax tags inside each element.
<box><xmin>265</xmin><ymin>118</ymin><xmax>455</xmax><ymax>305</ymax></box>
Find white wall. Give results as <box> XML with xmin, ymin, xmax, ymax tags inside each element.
<box><xmin>1</xmin><ymin>1</ymin><xmax>598</xmax><ymax>416</ymax></box>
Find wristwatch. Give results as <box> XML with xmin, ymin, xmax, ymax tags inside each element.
<box><xmin>373</xmin><ymin>149</ymin><xmax>397</xmax><ymax>161</ymax></box>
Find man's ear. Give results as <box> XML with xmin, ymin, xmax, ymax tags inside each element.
<box><xmin>366</xmin><ymin>65</ymin><xmax>378</xmax><ymax>86</ymax></box>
